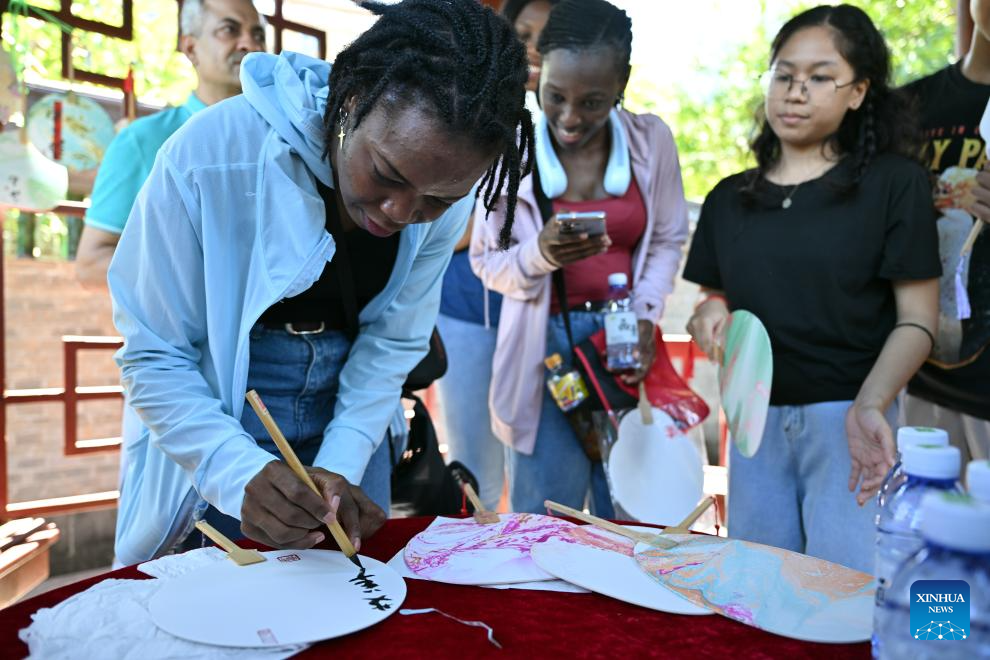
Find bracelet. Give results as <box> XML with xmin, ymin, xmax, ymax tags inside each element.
<box><xmin>893</xmin><ymin>322</ymin><xmax>935</xmax><ymax>349</ymax></box>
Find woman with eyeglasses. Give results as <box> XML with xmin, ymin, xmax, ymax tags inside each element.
<box><xmin>683</xmin><ymin>4</ymin><xmax>939</xmax><ymax>573</ymax></box>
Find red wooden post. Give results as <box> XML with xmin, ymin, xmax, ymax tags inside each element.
<box><xmin>62</xmin><ymin>342</ymin><xmax>76</xmax><ymax>457</ymax></box>
<box><xmin>0</xmin><ymin>222</ymin><xmax>7</xmax><ymax>521</ymax></box>
<box><xmin>52</xmin><ymin>100</ymin><xmax>62</xmax><ymax>161</ymax></box>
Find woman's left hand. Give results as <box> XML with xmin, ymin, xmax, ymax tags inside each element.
<box><xmin>845</xmin><ymin>403</ymin><xmax>896</xmax><ymax>506</ymax></box>
<box><xmin>620</xmin><ymin>320</ymin><xmax>657</xmax><ymax>385</ymax></box>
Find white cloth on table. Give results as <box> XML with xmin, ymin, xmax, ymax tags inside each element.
<box><xmin>18</xmin><ymin>548</ymin><xmax>306</xmax><ymax>659</ymax></box>
<box><xmin>136</xmin><ymin>546</ymin><xmax>227</xmax><ymax>579</ymax></box>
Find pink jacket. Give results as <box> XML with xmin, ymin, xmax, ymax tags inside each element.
<box><xmin>470</xmin><ymin>109</ymin><xmax>689</xmax><ymax>455</ymax></box>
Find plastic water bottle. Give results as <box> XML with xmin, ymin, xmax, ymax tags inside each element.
<box><xmin>968</xmin><ymin>460</ymin><xmax>990</xmax><ymax>504</ymax></box>
<box><xmin>873</xmin><ymin>492</ymin><xmax>990</xmax><ymax>659</ymax></box>
<box><xmin>875</xmin><ymin>444</ymin><xmax>964</xmax><ymax>587</ymax></box>
<box><xmin>877</xmin><ymin>427</ymin><xmax>950</xmax><ymax>513</ymax></box>
<box><xmin>603</xmin><ymin>272</ymin><xmax>640</xmax><ymax>373</ymax></box>
<box><xmin>873</xmin><ymin>444</ymin><xmax>964</xmax><ymax>656</ymax></box>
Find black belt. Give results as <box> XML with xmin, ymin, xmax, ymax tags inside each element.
<box><xmin>566</xmin><ymin>300</ymin><xmax>609</xmax><ymax>313</ymax></box>
<box><xmin>261</xmin><ymin>320</ymin><xmax>330</xmax><ymax>335</ymax></box>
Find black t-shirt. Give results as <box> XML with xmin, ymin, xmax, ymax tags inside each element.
<box><xmin>902</xmin><ymin>62</ymin><xmax>990</xmax><ymax>419</ymax></box>
<box><xmin>259</xmin><ymin>208</ymin><xmax>400</xmax><ymax>329</ymax></box>
<box><xmin>904</xmin><ymin>62</ymin><xmax>989</xmax><ymax>175</ymax></box>
<box><xmin>683</xmin><ymin>154</ymin><xmax>941</xmax><ymax>406</ymax></box>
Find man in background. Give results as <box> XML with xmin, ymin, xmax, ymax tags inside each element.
<box><xmin>902</xmin><ymin>0</ymin><xmax>990</xmax><ymax>463</ymax></box>
<box><xmin>75</xmin><ymin>0</ymin><xmax>265</xmax><ymax>289</ymax></box>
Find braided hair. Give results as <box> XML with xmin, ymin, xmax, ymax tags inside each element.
<box><xmin>501</xmin><ymin>0</ymin><xmax>559</xmax><ymax>24</ymax></box>
<box><xmin>744</xmin><ymin>4</ymin><xmax>921</xmax><ymax>201</ymax></box>
<box><xmin>325</xmin><ymin>0</ymin><xmax>534</xmax><ymax>248</ymax></box>
<box><xmin>536</xmin><ymin>0</ymin><xmax>633</xmax><ymax>98</ymax></box>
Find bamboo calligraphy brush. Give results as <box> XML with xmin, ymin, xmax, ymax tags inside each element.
<box><xmin>961</xmin><ymin>219</ymin><xmax>985</xmax><ymax>257</ymax></box>
<box><xmin>195</xmin><ymin>520</ymin><xmax>266</xmax><ymax>566</ymax></box>
<box><xmin>544</xmin><ymin>496</ymin><xmax>715</xmax><ymax>550</ymax></box>
<box><xmin>462</xmin><ymin>482</ymin><xmax>500</xmax><ymax>524</ymax></box>
<box><xmin>638</xmin><ymin>382</ymin><xmax>654</xmax><ymax>425</ymax></box>
<box><xmin>245</xmin><ymin>390</ymin><xmax>363</xmax><ymax>569</ymax></box>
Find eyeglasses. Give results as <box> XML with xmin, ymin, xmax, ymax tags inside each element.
<box><xmin>759</xmin><ymin>70</ymin><xmax>859</xmax><ymax>102</ymax></box>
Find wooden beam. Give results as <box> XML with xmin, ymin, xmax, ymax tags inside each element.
<box><xmin>6</xmin><ymin>491</ymin><xmax>118</xmax><ymax>518</ymax></box>
<box><xmin>0</xmin><ymin>527</ymin><xmax>60</xmax><ymax>609</ymax></box>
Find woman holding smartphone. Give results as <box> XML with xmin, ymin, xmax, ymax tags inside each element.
<box><xmin>434</xmin><ymin>0</ymin><xmax>558</xmax><ymax>513</ymax></box>
<box><xmin>470</xmin><ymin>0</ymin><xmax>689</xmax><ymax>515</ymax></box>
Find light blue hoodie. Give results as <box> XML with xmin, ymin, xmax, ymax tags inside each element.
<box><xmin>108</xmin><ymin>52</ymin><xmax>471</xmax><ymax>565</ymax></box>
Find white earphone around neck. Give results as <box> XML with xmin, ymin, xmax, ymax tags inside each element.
<box><xmin>534</xmin><ymin>107</ymin><xmax>631</xmax><ymax>200</ymax></box>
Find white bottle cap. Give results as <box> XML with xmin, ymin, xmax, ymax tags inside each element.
<box><xmin>967</xmin><ymin>460</ymin><xmax>990</xmax><ymax>504</ymax></box>
<box><xmin>896</xmin><ymin>426</ymin><xmax>949</xmax><ymax>453</ymax></box>
<box><xmin>920</xmin><ymin>491</ymin><xmax>990</xmax><ymax>553</ymax></box>
<box><xmin>607</xmin><ymin>273</ymin><xmax>628</xmax><ymax>287</ymax></box>
<box><xmin>901</xmin><ymin>444</ymin><xmax>961</xmax><ymax>480</ymax></box>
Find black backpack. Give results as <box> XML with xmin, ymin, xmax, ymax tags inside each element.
<box><xmin>314</xmin><ymin>180</ymin><xmax>478</xmax><ymax>515</ymax></box>
<box><xmin>390</xmin><ymin>392</ymin><xmax>478</xmax><ymax>517</ymax></box>
<box><xmin>390</xmin><ymin>328</ymin><xmax>479</xmax><ymax>517</ymax></box>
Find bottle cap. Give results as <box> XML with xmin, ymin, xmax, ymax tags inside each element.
<box><xmin>607</xmin><ymin>273</ymin><xmax>628</xmax><ymax>287</ymax></box>
<box><xmin>967</xmin><ymin>460</ymin><xmax>990</xmax><ymax>504</ymax></box>
<box><xmin>544</xmin><ymin>353</ymin><xmax>562</xmax><ymax>370</ymax></box>
<box><xmin>896</xmin><ymin>426</ymin><xmax>949</xmax><ymax>453</ymax></box>
<box><xmin>920</xmin><ymin>491</ymin><xmax>990</xmax><ymax>552</ymax></box>
<box><xmin>902</xmin><ymin>444</ymin><xmax>961</xmax><ymax>480</ymax></box>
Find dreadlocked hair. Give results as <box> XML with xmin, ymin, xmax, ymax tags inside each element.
<box><xmin>536</xmin><ymin>0</ymin><xmax>632</xmax><ymax>89</ymax></box>
<box><xmin>324</xmin><ymin>0</ymin><xmax>533</xmax><ymax>249</ymax></box>
<box><xmin>742</xmin><ymin>4</ymin><xmax>921</xmax><ymax>204</ymax></box>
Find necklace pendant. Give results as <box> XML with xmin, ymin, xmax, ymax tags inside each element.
<box><xmin>782</xmin><ymin>198</ymin><xmax>792</xmax><ymax>209</ymax></box>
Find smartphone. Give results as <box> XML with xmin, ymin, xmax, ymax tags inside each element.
<box><xmin>555</xmin><ymin>211</ymin><xmax>607</xmax><ymax>236</ymax></box>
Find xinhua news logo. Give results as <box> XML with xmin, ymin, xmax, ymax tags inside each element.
<box><xmin>910</xmin><ymin>580</ymin><xmax>970</xmax><ymax>641</ymax></box>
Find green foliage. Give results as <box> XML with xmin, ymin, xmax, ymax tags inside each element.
<box><xmin>0</xmin><ymin>0</ymin><xmax>964</xmax><ymax>206</ymax></box>
<box><xmin>3</xmin><ymin>0</ymin><xmax>195</xmax><ymax>106</ymax></box>
<box><xmin>626</xmin><ymin>0</ymin><xmax>957</xmax><ymax>201</ymax></box>
<box><xmin>2</xmin><ymin>1</ymin><xmax>196</xmax><ymax>260</ymax></box>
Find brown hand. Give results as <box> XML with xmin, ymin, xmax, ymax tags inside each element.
<box><xmin>311</xmin><ymin>471</ymin><xmax>387</xmax><ymax>552</ymax></box>
<box><xmin>537</xmin><ymin>213</ymin><xmax>611</xmax><ymax>267</ymax></box>
<box><xmin>240</xmin><ymin>462</ymin><xmax>385</xmax><ymax>550</ymax></box>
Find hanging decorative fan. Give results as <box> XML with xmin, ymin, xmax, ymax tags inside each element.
<box><xmin>0</xmin><ymin>129</ymin><xmax>68</xmax><ymax>212</ymax></box>
<box><xmin>0</xmin><ymin>3</ymin><xmax>68</xmax><ymax>211</ymax></box>
<box><xmin>26</xmin><ymin>91</ymin><xmax>115</xmax><ymax>172</ymax></box>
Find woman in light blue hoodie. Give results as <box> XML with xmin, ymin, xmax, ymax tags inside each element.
<box><xmin>109</xmin><ymin>0</ymin><xmax>534</xmax><ymax>566</ymax></box>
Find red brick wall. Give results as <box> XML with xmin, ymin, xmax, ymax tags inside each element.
<box><xmin>4</xmin><ymin>257</ymin><xmax>121</xmax><ymax>504</ymax></box>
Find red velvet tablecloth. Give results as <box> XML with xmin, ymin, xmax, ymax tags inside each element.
<box><xmin>0</xmin><ymin>517</ymin><xmax>869</xmax><ymax>659</ymax></box>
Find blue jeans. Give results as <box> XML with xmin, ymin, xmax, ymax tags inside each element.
<box><xmin>185</xmin><ymin>323</ymin><xmax>395</xmax><ymax>547</ymax></box>
<box><xmin>435</xmin><ymin>313</ymin><xmax>507</xmax><ymax>510</ymax></box>
<box><xmin>728</xmin><ymin>400</ymin><xmax>894</xmax><ymax>574</ymax></box>
<box><xmin>507</xmin><ymin>311</ymin><xmax>615</xmax><ymax>517</ymax></box>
